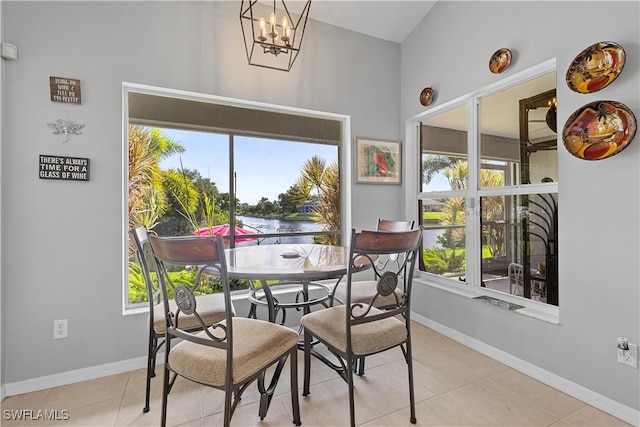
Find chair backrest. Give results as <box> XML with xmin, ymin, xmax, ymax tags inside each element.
<box><xmin>148</xmin><ymin>235</ymin><xmax>233</xmax><ymax>350</ymax></box>
<box><xmin>346</xmin><ymin>228</ymin><xmax>422</xmax><ymax>323</ymax></box>
<box><xmin>130</xmin><ymin>226</ymin><xmax>161</xmax><ymax>312</ymax></box>
<box><xmin>377</xmin><ymin>219</ymin><xmax>415</xmax><ymax>232</ymax></box>
<box><xmin>375</xmin><ymin>219</ymin><xmax>415</xmax><ymax>271</ymax></box>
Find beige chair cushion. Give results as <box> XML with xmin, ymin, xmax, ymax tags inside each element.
<box><xmin>168</xmin><ymin>317</ymin><xmax>299</xmax><ymax>387</ymax></box>
<box><xmin>333</xmin><ymin>280</ymin><xmax>404</xmax><ymax>308</ymax></box>
<box><xmin>152</xmin><ymin>293</ymin><xmax>230</xmax><ymax>334</ymax></box>
<box><xmin>301</xmin><ymin>305</ymin><xmax>407</xmax><ymax>356</ymax></box>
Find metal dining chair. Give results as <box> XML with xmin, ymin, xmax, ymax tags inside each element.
<box><xmin>302</xmin><ymin>228</ymin><xmax>422</xmax><ymax>427</ymax></box>
<box><xmin>148</xmin><ymin>234</ymin><xmax>301</xmax><ymax>427</ymax></box>
<box><xmin>330</xmin><ymin>219</ymin><xmax>415</xmax><ymax>375</ymax></box>
<box><xmin>130</xmin><ymin>226</ymin><xmax>230</xmax><ymax>413</ymax></box>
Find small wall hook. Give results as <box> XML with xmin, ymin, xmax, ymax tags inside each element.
<box><xmin>47</xmin><ymin>119</ymin><xmax>84</xmax><ymax>143</ymax></box>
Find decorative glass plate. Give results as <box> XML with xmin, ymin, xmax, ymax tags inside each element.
<box><xmin>566</xmin><ymin>41</ymin><xmax>625</xmax><ymax>93</ymax></box>
<box><xmin>489</xmin><ymin>48</ymin><xmax>511</xmax><ymax>74</ymax></box>
<box><xmin>420</xmin><ymin>87</ymin><xmax>434</xmax><ymax>106</ymax></box>
<box><xmin>562</xmin><ymin>101</ymin><xmax>637</xmax><ymax>160</ymax></box>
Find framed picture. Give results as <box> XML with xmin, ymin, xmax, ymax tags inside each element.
<box><xmin>355</xmin><ymin>137</ymin><xmax>402</xmax><ymax>184</ymax></box>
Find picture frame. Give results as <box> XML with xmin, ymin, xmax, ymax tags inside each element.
<box><xmin>355</xmin><ymin>137</ymin><xmax>402</xmax><ymax>184</ymax></box>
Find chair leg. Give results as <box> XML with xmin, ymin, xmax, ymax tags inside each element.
<box><xmin>355</xmin><ymin>356</ymin><xmax>365</xmax><ymax>376</ymax></box>
<box><xmin>289</xmin><ymin>347</ymin><xmax>301</xmax><ymax>426</ymax></box>
<box><xmin>303</xmin><ymin>330</ymin><xmax>312</xmax><ymax>396</ymax></box>
<box><xmin>248</xmin><ymin>301</ymin><xmax>258</xmax><ymax>319</ymax></box>
<box><xmin>257</xmin><ymin>355</ymin><xmax>288</xmax><ymax>419</ymax></box>
<box><xmin>406</xmin><ymin>341</ymin><xmax>417</xmax><ymax>424</ymax></box>
<box><xmin>144</xmin><ymin>331</ymin><xmax>157</xmax><ymax>413</ymax></box>
<box><xmin>257</xmin><ymin>374</ymin><xmax>269</xmax><ymax>420</ymax></box>
<box><xmin>160</xmin><ymin>361</ymin><xmax>170</xmax><ymax>427</ymax></box>
<box><xmin>346</xmin><ymin>354</ymin><xmax>356</xmax><ymax>427</ymax></box>
<box><xmin>223</xmin><ymin>384</ymin><xmax>233</xmax><ymax>427</ymax></box>
<box><xmin>150</xmin><ymin>334</ymin><xmax>158</xmax><ymax>378</ymax></box>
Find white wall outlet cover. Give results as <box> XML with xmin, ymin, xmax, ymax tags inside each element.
<box><xmin>53</xmin><ymin>319</ymin><xmax>68</xmax><ymax>339</ymax></box>
<box><xmin>1</xmin><ymin>43</ymin><xmax>18</xmax><ymax>60</ymax></box>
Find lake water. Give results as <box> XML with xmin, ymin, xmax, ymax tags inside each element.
<box><xmin>236</xmin><ymin>216</ymin><xmax>443</xmax><ymax>247</ymax></box>
<box><xmin>236</xmin><ymin>216</ymin><xmax>323</xmax><ymax>245</ymax></box>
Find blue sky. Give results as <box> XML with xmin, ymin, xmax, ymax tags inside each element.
<box><xmin>158</xmin><ymin>128</ymin><xmax>338</xmax><ymax>205</ymax></box>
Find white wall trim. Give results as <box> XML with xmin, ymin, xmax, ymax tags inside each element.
<box><xmin>5</xmin><ymin>312</ymin><xmax>638</xmax><ymax>426</ymax></box>
<box><xmin>411</xmin><ymin>312</ymin><xmax>640</xmax><ymax>426</ymax></box>
<box><xmin>121</xmin><ymin>82</ymin><xmax>353</xmax><ymax>313</ymax></box>
<box><xmin>4</xmin><ymin>356</ymin><xmax>149</xmax><ymax>397</ymax></box>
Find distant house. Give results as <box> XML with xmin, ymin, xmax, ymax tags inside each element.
<box><xmin>423</xmin><ymin>198</ymin><xmax>444</xmax><ymax>212</ymax></box>
<box><xmin>298</xmin><ymin>200</ymin><xmax>320</xmax><ymax>214</ymax></box>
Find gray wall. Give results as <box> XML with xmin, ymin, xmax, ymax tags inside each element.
<box><xmin>0</xmin><ymin>1</ymin><xmax>402</xmax><ymax>385</ymax></box>
<box><xmin>401</xmin><ymin>0</ymin><xmax>639</xmax><ymax>414</ymax></box>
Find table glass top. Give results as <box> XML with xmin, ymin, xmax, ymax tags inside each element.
<box><xmin>225</xmin><ymin>244</ymin><xmax>350</xmax><ymax>280</ymax></box>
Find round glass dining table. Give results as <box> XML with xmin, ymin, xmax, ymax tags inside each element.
<box><xmin>224</xmin><ymin>244</ymin><xmax>353</xmax><ymax>324</ymax></box>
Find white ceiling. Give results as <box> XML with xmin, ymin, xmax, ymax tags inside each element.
<box><xmin>304</xmin><ymin>1</ymin><xmax>438</xmax><ymax>43</ymax></box>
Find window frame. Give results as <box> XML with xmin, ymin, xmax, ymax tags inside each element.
<box><xmin>122</xmin><ymin>82</ymin><xmax>353</xmax><ymax>314</ymax></box>
<box><xmin>406</xmin><ymin>59</ymin><xmax>559</xmax><ymax>318</ymax></box>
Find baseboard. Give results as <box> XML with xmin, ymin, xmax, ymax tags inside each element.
<box><xmin>4</xmin><ymin>314</ymin><xmax>639</xmax><ymax>426</ymax></box>
<box><xmin>411</xmin><ymin>312</ymin><xmax>640</xmax><ymax>426</ymax></box>
<box><xmin>4</xmin><ymin>355</ymin><xmax>150</xmax><ymax>397</ymax></box>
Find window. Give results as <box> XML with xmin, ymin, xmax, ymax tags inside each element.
<box><xmin>416</xmin><ymin>62</ymin><xmax>558</xmax><ymax>308</ymax></box>
<box><xmin>124</xmin><ymin>85</ymin><xmax>349</xmax><ymax>310</ymax></box>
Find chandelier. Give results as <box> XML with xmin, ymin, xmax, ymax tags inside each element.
<box><xmin>240</xmin><ymin>0</ymin><xmax>311</xmax><ymax>72</ymax></box>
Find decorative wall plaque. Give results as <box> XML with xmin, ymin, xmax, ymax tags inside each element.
<box><xmin>489</xmin><ymin>48</ymin><xmax>512</xmax><ymax>74</ymax></box>
<box><xmin>50</xmin><ymin>76</ymin><xmax>82</xmax><ymax>104</ymax></box>
<box><xmin>566</xmin><ymin>41</ymin><xmax>625</xmax><ymax>94</ymax></box>
<box><xmin>39</xmin><ymin>155</ymin><xmax>90</xmax><ymax>181</ymax></box>
<box><xmin>562</xmin><ymin>101</ymin><xmax>637</xmax><ymax>160</ymax></box>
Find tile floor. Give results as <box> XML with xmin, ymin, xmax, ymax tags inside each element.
<box><xmin>1</xmin><ymin>322</ymin><xmax>631</xmax><ymax>426</ymax></box>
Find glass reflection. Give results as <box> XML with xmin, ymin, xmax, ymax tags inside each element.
<box><xmin>480</xmin><ymin>192</ymin><xmax>557</xmax><ymax>305</ymax></box>
<box><xmin>419</xmin><ymin>197</ymin><xmax>466</xmax><ymax>279</ymax></box>
<box><xmin>420</xmin><ymin>104</ymin><xmax>468</xmax><ymax>192</ymax></box>
<box><xmin>479</xmin><ymin>72</ymin><xmax>557</xmax><ymax>186</ymax></box>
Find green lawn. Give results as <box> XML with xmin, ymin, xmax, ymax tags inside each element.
<box><xmin>422</xmin><ymin>211</ymin><xmax>443</xmax><ymax>222</ymax></box>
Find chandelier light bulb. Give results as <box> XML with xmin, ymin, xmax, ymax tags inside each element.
<box><xmin>281</xmin><ymin>16</ymin><xmax>290</xmax><ymax>43</ymax></box>
<box><xmin>268</xmin><ymin>12</ymin><xmax>279</xmax><ymax>43</ymax></box>
<box><xmin>259</xmin><ymin>17</ymin><xmax>266</xmax><ymax>41</ymax></box>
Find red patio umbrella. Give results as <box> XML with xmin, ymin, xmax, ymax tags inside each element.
<box><xmin>192</xmin><ymin>224</ymin><xmax>258</xmax><ymax>243</ymax></box>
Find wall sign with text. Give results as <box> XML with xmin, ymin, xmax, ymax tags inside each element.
<box><xmin>39</xmin><ymin>155</ymin><xmax>90</xmax><ymax>181</ymax></box>
<box><xmin>50</xmin><ymin>76</ymin><xmax>82</xmax><ymax>104</ymax></box>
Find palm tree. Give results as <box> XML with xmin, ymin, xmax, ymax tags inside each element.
<box><xmin>300</xmin><ymin>155</ymin><xmax>327</xmax><ymax>191</ymax></box>
<box><xmin>429</xmin><ymin>160</ymin><xmax>506</xmax><ymax>273</ymax></box>
<box><xmin>313</xmin><ymin>161</ymin><xmax>340</xmax><ymax>245</ymax></box>
<box><xmin>480</xmin><ymin>170</ymin><xmax>505</xmax><ymax>257</ymax></box>
<box><xmin>290</xmin><ymin>179</ymin><xmax>313</xmax><ymax>208</ymax></box>
<box><xmin>422</xmin><ymin>155</ymin><xmax>458</xmax><ymax>186</ymax></box>
<box><xmin>297</xmin><ymin>156</ymin><xmax>340</xmax><ymax>245</ymax></box>
<box><xmin>434</xmin><ymin>161</ymin><xmax>467</xmax><ymax>274</ymax></box>
<box><xmin>443</xmin><ymin>159</ymin><xmax>468</xmax><ymax>190</ymax></box>
<box><xmin>128</xmin><ymin>125</ymin><xmax>184</xmax><ymax>231</ymax></box>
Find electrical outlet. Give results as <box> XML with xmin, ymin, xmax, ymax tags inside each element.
<box><xmin>618</xmin><ymin>342</ymin><xmax>637</xmax><ymax>368</ymax></box>
<box><xmin>53</xmin><ymin>319</ymin><xmax>68</xmax><ymax>339</ymax></box>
